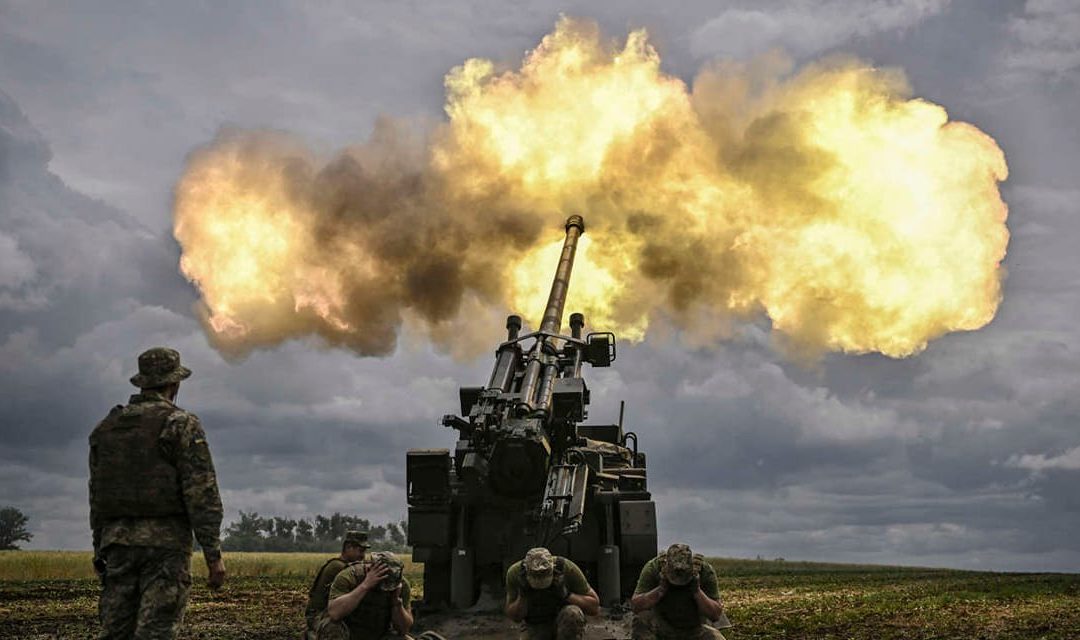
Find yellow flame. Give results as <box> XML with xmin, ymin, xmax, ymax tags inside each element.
<box><xmin>436</xmin><ymin>19</ymin><xmax>1007</xmax><ymax>357</ymax></box>
<box><xmin>741</xmin><ymin>68</ymin><xmax>1009</xmax><ymax>355</ymax></box>
<box><xmin>174</xmin><ymin>17</ymin><xmax>1008</xmax><ymax>359</ymax></box>
<box><xmin>510</xmin><ymin>233</ymin><xmax>646</xmax><ymax>340</ymax></box>
<box><xmin>174</xmin><ymin>136</ymin><xmax>361</xmax><ymax>353</ymax></box>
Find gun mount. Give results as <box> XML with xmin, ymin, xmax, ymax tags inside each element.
<box><xmin>406</xmin><ymin>215</ymin><xmax>657</xmax><ymax>609</ymax></box>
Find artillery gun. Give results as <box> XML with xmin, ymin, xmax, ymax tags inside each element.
<box><xmin>406</xmin><ymin>215</ymin><xmax>657</xmax><ymax>609</ymax></box>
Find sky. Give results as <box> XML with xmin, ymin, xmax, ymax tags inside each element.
<box><xmin>2</xmin><ymin>0</ymin><xmax>1079</xmax><ymax>571</ymax></box>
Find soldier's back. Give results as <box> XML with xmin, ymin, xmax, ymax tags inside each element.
<box><xmin>306</xmin><ymin>556</ymin><xmax>348</xmax><ymax>629</ymax></box>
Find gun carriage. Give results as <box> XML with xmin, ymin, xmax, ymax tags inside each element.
<box><xmin>406</xmin><ymin>215</ymin><xmax>657</xmax><ymax>608</ymax></box>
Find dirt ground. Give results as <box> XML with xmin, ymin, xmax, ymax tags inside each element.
<box><xmin>415</xmin><ymin>607</ymin><xmax>635</xmax><ymax>639</ymax></box>
<box><xmin>412</xmin><ymin>595</ymin><xmax>723</xmax><ymax>640</ymax></box>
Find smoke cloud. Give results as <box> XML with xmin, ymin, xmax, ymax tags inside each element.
<box><xmin>174</xmin><ymin>17</ymin><xmax>1008</xmax><ymax>360</ymax></box>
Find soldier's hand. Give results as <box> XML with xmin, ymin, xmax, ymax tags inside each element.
<box><xmin>656</xmin><ymin>576</ymin><xmax>670</xmax><ymax>597</ymax></box>
<box><xmin>360</xmin><ymin>562</ymin><xmax>390</xmax><ymax>590</ymax></box>
<box><xmin>688</xmin><ymin>573</ymin><xmax>701</xmax><ymax>592</ymax></box>
<box><xmin>392</xmin><ymin>583</ymin><xmax>405</xmax><ymax>607</ymax></box>
<box><xmin>207</xmin><ymin>557</ymin><xmax>226</xmax><ymax>590</ymax></box>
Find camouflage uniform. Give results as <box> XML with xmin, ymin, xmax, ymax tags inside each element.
<box><xmin>320</xmin><ymin>552</ymin><xmax>413</xmax><ymax>640</ymax></box>
<box><xmin>89</xmin><ymin>348</ymin><xmax>223</xmax><ymax>640</ymax></box>
<box><xmin>505</xmin><ymin>548</ymin><xmax>591</xmax><ymax>640</ymax></box>
<box><xmin>632</xmin><ymin>544</ymin><xmax>731</xmax><ymax>640</ymax></box>
<box><xmin>305</xmin><ymin>531</ymin><xmax>370</xmax><ymax>639</ymax></box>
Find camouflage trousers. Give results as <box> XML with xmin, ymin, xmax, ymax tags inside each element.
<box><xmin>305</xmin><ymin>610</ymin><xmax>329</xmax><ymax>640</ymax></box>
<box><xmin>631</xmin><ymin>610</ymin><xmax>726</xmax><ymax>640</ymax></box>
<box><xmin>98</xmin><ymin>545</ymin><xmax>192</xmax><ymax>640</ymax></box>
<box><xmin>519</xmin><ymin>604</ymin><xmax>586</xmax><ymax>640</ymax></box>
<box><xmin>303</xmin><ymin>611</ymin><xmax>321</xmax><ymax>640</ymax></box>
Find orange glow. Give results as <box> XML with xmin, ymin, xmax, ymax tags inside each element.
<box><xmin>174</xmin><ymin>17</ymin><xmax>1008</xmax><ymax>359</ymax></box>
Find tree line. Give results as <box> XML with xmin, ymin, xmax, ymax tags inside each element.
<box><xmin>0</xmin><ymin>505</ymin><xmax>409</xmax><ymax>554</ymax></box>
<box><xmin>221</xmin><ymin>511</ymin><xmax>409</xmax><ymax>553</ymax></box>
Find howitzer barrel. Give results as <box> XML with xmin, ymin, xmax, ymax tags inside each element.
<box><xmin>540</xmin><ymin>215</ymin><xmax>585</xmax><ymax>334</ymax></box>
<box><xmin>518</xmin><ymin>215</ymin><xmax>584</xmax><ymax>413</ymax></box>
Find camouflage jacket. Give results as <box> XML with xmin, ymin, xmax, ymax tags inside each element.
<box><xmin>89</xmin><ymin>390</ymin><xmax>223</xmax><ymax>560</ymax></box>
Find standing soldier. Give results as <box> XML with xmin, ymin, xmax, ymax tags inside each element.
<box><xmin>305</xmin><ymin>530</ymin><xmax>370</xmax><ymax>638</ymax></box>
<box><xmin>504</xmin><ymin>547</ymin><xmax>600</xmax><ymax>640</ymax></box>
<box><xmin>321</xmin><ymin>551</ymin><xmax>414</xmax><ymax>639</ymax></box>
<box><xmin>630</xmin><ymin>543</ymin><xmax>731</xmax><ymax>640</ymax></box>
<box><xmin>89</xmin><ymin>347</ymin><xmax>226</xmax><ymax>639</ymax></box>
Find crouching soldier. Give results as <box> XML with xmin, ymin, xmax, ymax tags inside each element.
<box><xmin>304</xmin><ymin>530</ymin><xmax>370</xmax><ymax>639</ymax></box>
<box><xmin>505</xmin><ymin>547</ymin><xmax>600</xmax><ymax>640</ymax></box>
<box><xmin>319</xmin><ymin>552</ymin><xmax>414</xmax><ymax>640</ymax></box>
<box><xmin>630</xmin><ymin>543</ymin><xmax>732</xmax><ymax>640</ymax></box>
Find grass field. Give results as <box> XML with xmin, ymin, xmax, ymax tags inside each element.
<box><xmin>2</xmin><ymin>551</ymin><xmax>1078</xmax><ymax>639</ymax></box>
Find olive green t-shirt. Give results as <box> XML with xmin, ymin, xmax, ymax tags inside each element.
<box><xmin>633</xmin><ymin>556</ymin><xmax>720</xmax><ymax>600</ymax></box>
<box><xmin>329</xmin><ymin>566</ymin><xmax>412</xmax><ymax>609</ymax></box>
<box><xmin>505</xmin><ymin>557</ymin><xmax>591</xmax><ymax>604</ymax></box>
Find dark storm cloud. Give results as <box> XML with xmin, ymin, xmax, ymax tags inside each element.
<box><xmin>2</xmin><ymin>0</ymin><xmax>1080</xmax><ymax>570</ymax></box>
<box><xmin>0</xmin><ymin>90</ymin><xmax>195</xmax><ymax>340</ymax></box>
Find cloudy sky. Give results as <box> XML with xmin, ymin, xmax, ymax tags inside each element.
<box><xmin>2</xmin><ymin>0</ymin><xmax>1079</xmax><ymax>572</ymax></box>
